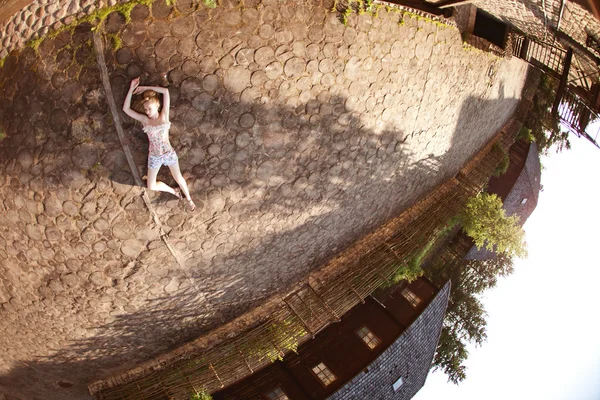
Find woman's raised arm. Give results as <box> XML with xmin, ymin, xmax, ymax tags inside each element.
<box><xmin>122</xmin><ymin>78</ymin><xmax>149</xmax><ymax>123</ymax></box>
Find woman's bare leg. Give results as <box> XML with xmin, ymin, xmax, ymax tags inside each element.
<box><xmin>168</xmin><ymin>162</ymin><xmax>195</xmax><ymax>210</ymax></box>
<box><xmin>147</xmin><ymin>166</ymin><xmax>179</xmax><ymax>197</ymax></box>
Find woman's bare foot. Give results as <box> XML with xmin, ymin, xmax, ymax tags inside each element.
<box><xmin>187</xmin><ymin>199</ymin><xmax>196</xmax><ymax>212</ymax></box>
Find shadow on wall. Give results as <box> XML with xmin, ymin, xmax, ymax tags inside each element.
<box><xmin>0</xmin><ymin>56</ymin><xmax>519</xmax><ymax>399</ymax></box>
<box><xmin>0</xmin><ymin>6</ymin><xmax>522</xmax><ymax>399</ymax></box>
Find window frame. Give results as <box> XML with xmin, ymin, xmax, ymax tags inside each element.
<box><xmin>401</xmin><ymin>287</ymin><xmax>422</xmax><ymax>307</ymax></box>
<box><xmin>264</xmin><ymin>386</ymin><xmax>290</xmax><ymax>400</ymax></box>
<box><xmin>355</xmin><ymin>325</ymin><xmax>382</xmax><ymax>350</ymax></box>
<box><xmin>310</xmin><ymin>361</ymin><xmax>337</xmax><ymax>387</ymax></box>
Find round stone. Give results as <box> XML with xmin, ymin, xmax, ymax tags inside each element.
<box><xmin>251</xmin><ymin>70</ymin><xmax>268</xmax><ymax>86</ymax></box>
<box><xmin>45</xmin><ymin>226</ymin><xmax>62</xmax><ymax>241</ymax></box>
<box><xmin>256</xmin><ymin>160</ymin><xmax>276</xmax><ymax>181</ymax></box>
<box><xmin>192</xmin><ymin>93</ymin><xmax>213</xmax><ymax>110</ymax></box>
<box><xmin>415</xmin><ymin>42</ymin><xmax>432</xmax><ymax>60</ymax></box>
<box><xmin>199</xmin><ymin>57</ymin><xmax>218</xmax><ymax>73</ymax></box>
<box><xmin>121</xmin><ymin>239</ymin><xmax>145</xmax><ymax>258</ymax></box>
<box><xmin>171</xmin><ymin>15</ymin><xmax>195</xmax><ymax>38</ymax></box>
<box><xmin>155</xmin><ymin>36</ymin><xmax>177</xmax><ymax>58</ymax></box>
<box><xmin>89</xmin><ymin>272</ymin><xmax>105</xmax><ymax>287</ymax></box>
<box><xmin>259</xmin><ymin>24</ymin><xmax>274</xmax><ymax>39</ymax></box>
<box><xmin>62</xmin><ymin>201</ymin><xmax>79</xmax><ymax>217</ymax></box>
<box><xmin>223</xmin><ymin>67</ymin><xmax>251</xmax><ymax>93</ymax></box>
<box><xmin>181</xmin><ymin>60</ymin><xmax>199</xmax><ymax>76</ymax></box>
<box><xmin>284</xmin><ymin>57</ymin><xmax>305</xmax><ymax>78</ymax></box>
<box><xmin>202</xmin><ymin>74</ymin><xmax>219</xmax><ymax>92</ymax></box>
<box><xmin>308</xmin><ymin>26</ymin><xmax>324</xmax><ymax>42</ymax></box>
<box><xmin>306</xmin><ymin>43</ymin><xmax>320</xmax><ymax>58</ymax></box>
<box><xmin>239</xmin><ymin>113</ymin><xmax>255</xmax><ymax>128</ymax></box>
<box><xmin>72</xmin><ymin>143</ymin><xmax>98</xmax><ymax>169</ymax></box>
<box><xmin>265</xmin><ymin>62</ymin><xmax>283</xmax><ymax>80</ymax></box>
<box><xmin>50</xmin><ymin>109</ymin><xmax>68</xmax><ymax>133</ymax></box>
<box><xmin>102</xmin><ymin>150</ymin><xmax>126</xmax><ymax>172</ymax></box>
<box><xmin>116</xmin><ymin>47</ymin><xmax>133</xmax><ymax>65</ymax></box>
<box><xmin>180</xmin><ymin>77</ymin><xmax>203</xmax><ymax>99</ymax></box>
<box><xmin>255</xmin><ymin>46</ymin><xmax>275</xmax><ymax>67</ymax></box>
<box><xmin>344</xmin><ymin>56</ymin><xmax>362</xmax><ymax>80</ymax></box>
<box><xmin>17</xmin><ymin>149</ymin><xmax>33</xmax><ymax>170</ymax></box>
<box><xmin>112</xmin><ymin>223</ymin><xmax>132</xmax><ymax>240</ymax></box>
<box><xmin>177</xmin><ymin>37</ymin><xmax>196</xmax><ymax>57</ymax></box>
<box><xmin>235</xmin><ymin>48</ymin><xmax>255</xmax><ymax>66</ymax></box>
<box><xmin>44</xmin><ymin>197</ymin><xmax>63</xmax><ymax>218</ymax></box>
<box><xmin>235</xmin><ymin>131</ymin><xmax>252</xmax><ymax>148</ymax></box>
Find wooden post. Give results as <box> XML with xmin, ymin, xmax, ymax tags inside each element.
<box><xmin>552</xmin><ymin>47</ymin><xmax>573</xmax><ymax>115</ymax></box>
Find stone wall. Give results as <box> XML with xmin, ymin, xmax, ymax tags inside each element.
<box><xmin>477</xmin><ymin>0</ymin><xmax>600</xmax><ymax>58</ymax></box>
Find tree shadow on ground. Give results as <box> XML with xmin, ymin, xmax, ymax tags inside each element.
<box><xmin>0</xmin><ymin>6</ymin><xmax>523</xmax><ymax>398</ymax></box>
<box><xmin>0</xmin><ymin>79</ymin><xmax>520</xmax><ymax>399</ymax></box>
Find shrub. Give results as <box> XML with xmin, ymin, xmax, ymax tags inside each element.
<box><xmin>460</xmin><ymin>193</ymin><xmax>527</xmax><ymax>258</ymax></box>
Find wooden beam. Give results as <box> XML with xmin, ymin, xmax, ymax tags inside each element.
<box><xmin>552</xmin><ymin>47</ymin><xmax>573</xmax><ymax>115</ymax></box>
<box><xmin>435</xmin><ymin>0</ymin><xmax>474</xmax><ymax>9</ymax></box>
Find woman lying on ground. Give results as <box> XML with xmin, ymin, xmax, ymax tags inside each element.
<box><xmin>122</xmin><ymin>77</ymin><xmax>195</xmax><ymax>211</ymax></box>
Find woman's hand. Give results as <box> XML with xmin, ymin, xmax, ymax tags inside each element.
<box><xmin>129</xmin><ymin>77</ymin><xmax>140</xmax><ymax>92</ymax></box>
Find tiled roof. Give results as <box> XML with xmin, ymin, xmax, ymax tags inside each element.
<box><xmin>327</xmin><ymin>281</ymin><xmax>451</xmax><ymax>400</ymax></box>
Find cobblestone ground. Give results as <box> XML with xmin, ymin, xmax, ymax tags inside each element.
<box><xmin>0</xmin><ymin>1</ymin><xmax>527</xmax><ymax>398</ymax></box>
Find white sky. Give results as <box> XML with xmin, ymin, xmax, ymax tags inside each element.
<box><xmin>414</xmin><ymin>129</ymin><xmax>600</xmax><ymax>400</ymax></box>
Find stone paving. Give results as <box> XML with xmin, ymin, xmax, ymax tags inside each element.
<box><xmin>0</xmin><ymin>0</ymin><xmax>528</xmax><ymax>399</ymax></box>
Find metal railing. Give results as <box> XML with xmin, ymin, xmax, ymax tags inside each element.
<box><xmin>558</xmin><ymin>90</ymin><xmax>600</xmax><ymax>148</ymax></box>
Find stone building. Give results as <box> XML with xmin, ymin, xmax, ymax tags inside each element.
<box><xmin>211</xmin><ymin>278</ymin><xmax>451</xmax><ymax>400</ymax></box>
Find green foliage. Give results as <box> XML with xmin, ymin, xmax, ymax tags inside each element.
<box><xmin>190</xmin><ymin>389</ymin><xmax>212</xmax><ymax>400</ymax></box>
<box><xmin>492</xmin><ymin>143</ymin><xmax>509</xmax><ymax>177</ymax></box>
<box><xmin>240</xmin><ymin>318</ymin><xmax>307</xmax><ymax>363</ymax></box>
<box><xmin>426</xmin><ymin>251</ymin><xmax>515</xmax><ymax>384</ymax></box>
<box><xmin>341</xmin><ymin>3</ymin><xmax>353</xmax><ymax>25</ymax></box>
<box><xmin>516</xmin><ymin>126</ymin><xmax>536</xmax><ymax>143</ymax></box>
<box><xmin>460</xmin><ymin>193</ymin><xmax>527</xmax><ymax>258</ymax></box>
<box><xmin>386</xmin><ymin>217</ymin><xmax>458</xmax><ymax>287</ymax></box>
<box><xmin>524</xmin><ymin>74</ymin><xmax>570</xmax><ymax>154</ymax></box>
<box><xmin>434</xmin><ymin>327</ymin><xmax>467</xmax><ymax>384</ymax></box>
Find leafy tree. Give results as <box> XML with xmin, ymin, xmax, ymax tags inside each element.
<box><xmin>524</xmin><ymin>75</ymin><xmax>571</xmax><ymax>154</ymax></box>
<box><xmin>460</xmin><ymin>193</ymin><xmax>527</xmax><ymax>258</ymax></box>
<box><xmin>426</xmin><ymin>247</ymin><xmax>515</xmax><ymax>383</ymax></box>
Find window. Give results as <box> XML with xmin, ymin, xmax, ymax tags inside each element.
<box><xmin>401</xmin><ymin>288</ymin><xmax>421</xmax><ymax>307</ymax></box>
<box><xmin>265</xmin><ymin>387</ymin><xmax>289</xmax><ymax>400</ymax></box>
<box><xmin>356</xmin><ymin>326</ymin><xmax>381</xmax><ymax>350</ymax></box>
<box><xmin>311</xmin><ymin>362</ymin><xmax>336</xmax><ymax>386</ymax></box>
<box><xmin>392</xmin><ymin>376</ymin><xmax>404</xmax><ymax>392</ymax></box>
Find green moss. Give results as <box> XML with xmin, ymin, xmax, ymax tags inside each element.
<box><xmin>203</xmin><ymin>0</ymin><xmax>217</xmax><ymax>8</ymax></box>
<box><xmin>21</xmin><ymin>0</ymin><xmax>158</xmax><ymax>56</ymax></box>
<box><xmin>26</xmin><ymin>36</ymin><xmax>45</xmax><ymax>51</ymax></box>
<box><xmin>0</xmin><ymin>57</ymin><xmax>5</xmax><ymax>69</ymax></box>
<box><xmin>0</xmin><ymin>130</ymin><xmax>5</xmax><ymax>142</ymax></box>
<box><xmin>108</xmin><ymin>34</ymin><xmax>122</xmax><ymax>50</ymax></box>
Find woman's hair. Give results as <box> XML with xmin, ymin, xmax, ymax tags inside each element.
<box><xmin>132</xmin><ymin>89</ymin><xmax>161</xmax><ymax>113</ymax></box>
